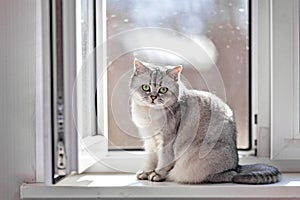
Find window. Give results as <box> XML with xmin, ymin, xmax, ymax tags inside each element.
<box><xmin>76</xmin><ymin>0</ymin><xmax>253</xmax><ymax>173</ymax></box>
<box><xmin>36</xmin><ymin>0</ymin><xmax>300</xmax><ymax>185</ymax></box>
<box><xmin>270</xmin><ymin>0</ymin><xmax>300</xmax><ymax>160</ymax></box>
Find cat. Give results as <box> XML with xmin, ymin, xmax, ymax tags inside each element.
<box><xmin>129</xmin><ymin>59</ymin><xmax>281</xmax><ymax>184</ymax></box>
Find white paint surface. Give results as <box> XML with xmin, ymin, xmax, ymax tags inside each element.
<box><xmin>21</xmin><ymin>173</ymin><xmax>300</xmax><ymax>199</ymax></box>
<box><xmin>0</xmin><ymin>0</ymin><xmax>36</xmax><ymax>199</ymax></box>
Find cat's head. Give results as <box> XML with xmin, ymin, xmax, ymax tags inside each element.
<box><xmin>129</xmin><ymin>59</ymin><xmax>182</xmax><ymax>109</ymax></box>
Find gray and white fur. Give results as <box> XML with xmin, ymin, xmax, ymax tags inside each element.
<box><xmin>129</xmin><ymin>59</ymin><xmax>281</xmax><ymax>184</ymax></box>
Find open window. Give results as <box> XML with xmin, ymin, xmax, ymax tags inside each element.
<box><xmin>37</xmin><ymin>0</ymin><xmax>300</xmax><ymax>185</ymax></box>
<box><xmin>76</xmin><ymin>0</ymin><xmax>253</xmax><ymax>174</ymax></box>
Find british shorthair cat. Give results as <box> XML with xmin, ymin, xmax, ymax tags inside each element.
<box><xmin>129</xmin><ymin>59</ymin><xmax>280</xmax><ymax>184</ymax></box>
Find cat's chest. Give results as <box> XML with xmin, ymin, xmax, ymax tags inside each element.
<box><xmin>131</xmin><ymin>101</ymin><xmax>166</xmax><ymax>129</ymax></box>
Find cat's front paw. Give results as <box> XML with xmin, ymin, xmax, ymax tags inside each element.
<box><xmin>148</xmin><ymin>171</ymin><xmax>166</xmax><ymax>182</ymax></box>
<box><xmin>136</xmin><ymin>170</ymin><xmax>154</xmax><ymax>180</ymax></box>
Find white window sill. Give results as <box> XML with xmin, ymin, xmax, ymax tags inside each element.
<box><xmin>21</xmin><ymin>173</ymin><xmax>300</xmax><ymax>199</ymax></box>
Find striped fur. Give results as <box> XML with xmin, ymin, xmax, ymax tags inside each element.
<box><xmin>233</xmin><ymin>164</ymin><xmax>281</xmax><ymax>184</ymax></box>
<box><xmin>130</xmin><ymin>59</ymin><xmax>281</xmax><ymax>185</ymax></box>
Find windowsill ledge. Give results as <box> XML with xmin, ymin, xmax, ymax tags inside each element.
<box><xmin>21</xmin><ymin>173</ymin><xmax>300</xmax><ymax>199</ymax></box>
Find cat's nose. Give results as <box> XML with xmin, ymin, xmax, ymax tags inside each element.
<box><xmin>150</xmin><ymin>95</ymin><xmax>157</xmax><ymax>100</ymax></box>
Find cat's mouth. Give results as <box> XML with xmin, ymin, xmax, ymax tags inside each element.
<box><xmin>149</xmin><ymin>99</ymin><xmax>164</xmax><ymax>107</ymax></box>
<box><xmin>149</xmin><ymin>101</ymin><xmax>157</xmax><ymax>107</ymax></box>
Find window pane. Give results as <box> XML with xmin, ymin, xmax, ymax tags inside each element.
<box><xmin>106</xmin><ymin>0</ymin><xmax>250</xmax><ymax>149</ymax></box>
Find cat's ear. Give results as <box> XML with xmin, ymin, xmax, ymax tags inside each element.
<box><xmin>167</xmin><ymin>65</ymin><xmax>182</xmax><ymax>81</ymax></box>
<box><xmin>134</xmin><ymin>58</ymin><xmax>147</xmax><ymax>76</ymax></box>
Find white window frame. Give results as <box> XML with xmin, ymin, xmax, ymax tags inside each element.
<box><xmin>75</xmin><ymin>0</ymin><xmax>100</xmax><ymax>173</ymax></box>
<box><xmin>84</xmin><ymin>0</ymin><xmax>300</xmax><ymax>172</ymax></box>
<box><xmin>270</xmin><ymin>0</ymin><xmax>300</xmax><ymax>160</ymax></box>
<box><xmin>85</xmin><ymin>0</ymin><xmax>254</xmax><ymax>173</ymax></box>
<box><xmin>36</xmin><ymin>0</ymin><xmax>300</xmax><ymax>185</ymax></box>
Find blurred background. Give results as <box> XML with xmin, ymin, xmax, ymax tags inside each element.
<box><xmin>104</xmin><ymin>0</ymin><xmax>250</xmax><ymax>149</ymax></box>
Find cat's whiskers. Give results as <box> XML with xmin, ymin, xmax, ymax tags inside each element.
<box><xmin>161</xmin><ymin>103</ymin><xmax>177</xmax><ymax>117</ymax></box>
<box><xmin>157</xmin><ymin>99</ymin><xmax>164</xmax><ymax>105</ymax></box>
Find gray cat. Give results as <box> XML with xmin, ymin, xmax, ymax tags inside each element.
<box><xmin>129</xmin><ymin>59</ymin><xmax>281</xmax><ymax>184</ymax></box>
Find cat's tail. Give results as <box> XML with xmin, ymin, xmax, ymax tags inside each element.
<box><xmin>232</xmin><ymin>164</ymin><xmax>281</xmax><ymax>184</ymax></box>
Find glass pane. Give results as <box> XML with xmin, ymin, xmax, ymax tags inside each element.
<box><xmin>106</xmin><ymin>0</ymin><xmax>250</xmax><ymax>149</ymax></box>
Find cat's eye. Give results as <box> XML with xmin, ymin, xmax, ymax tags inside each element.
<box><xmin>142</xmin><ymin>84</ymin><xmax>150</xmax><ymax>92</ymax></box>
<box><xmin>158</xmin><ymin>87</ymin><xmax>168</xmax><ymax>94</ymax></box>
